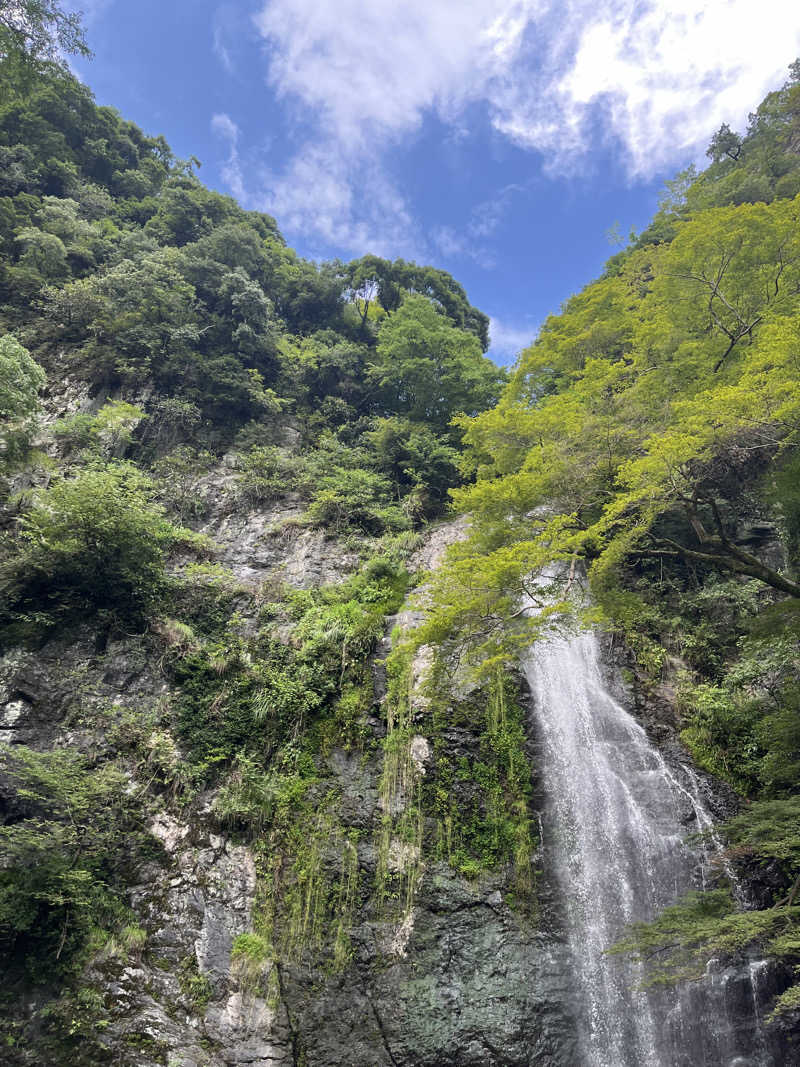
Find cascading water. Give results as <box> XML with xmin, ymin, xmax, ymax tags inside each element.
<box><xmin>522</xmin><ymin>623</ymin><xmax>773</xmax><ymax>1067</ymax></box>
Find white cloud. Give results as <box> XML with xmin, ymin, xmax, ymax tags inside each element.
<box><xmin>210</xmin><ymin>112</ymin><xmax>246</xmax><ymax>202</ymax></box>
<box><xmin>256</xmin><ymin>141</ymin><xmax>420</xmax><ymax>257</ymax></box>
<box><xmin>236</xmin><ymin>0</ymin><xmax>800</xmax><ymax>253</ymax></box>
<box><xmin>253</xmin><ymin>1</ymin><xmax>534</xmax><ymax>145</ymax></box>
<box><xmin>249</xmin><ymin>0</ymin><xmax>537</xmax><ymax>251</ymax></box>
<box><xmin>495</xmin><ymin>0</ymin><xmax>800</xmax><ymax>175</ymax></box>
<box><xmin>213</xmin><ymin>4</ymin><xmax>247</xmax><ymax>75</ymax></box>
<box><xmin>489</xmin><ymin>317</ymin><xmax>536</xmax><ymax>363</ymax></box>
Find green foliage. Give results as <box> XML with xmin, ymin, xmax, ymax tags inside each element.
<box><xmin>372</xmin><ymin>295</ymin><xmax>505</xmax><ymax>432</ymax></box>
<box><xmin>306</xmin><ymin>465</ymin><xmax>408</xmax><ymax>535</ymax></box>
<box><xmin>0</xmin><ymin>58</ymin><xmax>498</xmax><ymax>513</ymax></box>
<box><xmin>771</xmin><ymin>448</ymin><xmax>800</xmax><ymax>560</ymax></box>
<box><xmin>345</xmin><ymin>254</ymin><xmax>490</xmax><ymax>348</ymax></box>
<box><xmin>234</xmin><ymin>444</ymin><xmax>298</xmax><ymax>506</ymax></box>
<box><xmin>367</xmin><ymin>416</ymin><xmax>460</xmax><ymax>517</ymax></box>
<box><xmin>171</xmin><ymin>557</ymin><xmax>407</xmax><ymax>781</ymax></box>
<box><xmin>446</xmin><ymin>187</ymin><xmax>800</xmax><ymax>640</ymax></box>
<box><xmin>52</xmin><ymin>398</ymin><xmax>144</xmax><ymax>457</ymax></box>
<box><xmin>427</xmin><ymin>671</ymin><xmax>535</xmax><ymax>898</ymax></box>
<box><xmin>679</xmin><ymin>638</ymin><xmax>800</xmax><ymax>798</ymax></box>
<box><xmin>0</xmin><ymin>333</ymin><xmax>45</xmax><ymax>465</ymax></box>
<box><xmin>149</xmin><ymin>444</ymin><xmax>213</xmax><ymax>521</ymax></box>
<box><xmin>177</xmin><ymin>955</ymin><xmax>213</xmax><ymax>1010</ymax></box>
<box><xmin>230</xmin><ymin>931</ymin><xmax>272</xmax><ymax>990</ymax></box>
<box><xmin>0</xmin><ymin>0</ymin><xmax>90</xmax><ymax>86</ymax></box>
<box><xmin>418</xmin><ymin>122</ymin><xmax>800</xmax><ymax>673</ymax></box>
<box><xmin>1</xmin><ymin>461</ymin><xmax>179</xmax><ymax>629</ymax></box>
<box><xmin>375</xmin><ymin>635</ymin><xmax>537</xmax><ymax>922</ymax></box>
<box><xmin>0</xmin><ymin>745</ymin><xmax>150</xmax><ymax>980</ymax></box>
<box><xmin>688</xmin><ymin>62</ymin><xmax>800</xmax><ymax>211</ymax></box>
<box><xmin>171</xmin><ymin>633</ymin><xmax>321</xmax><ymax>775</ymax></box>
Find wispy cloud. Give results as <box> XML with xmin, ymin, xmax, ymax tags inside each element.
<box><xmin>224</xmin><ymin>0</ymin><xmax>800</xmax><ymax>254</ymax></box>
<box><xmin>469</xmin><ymin>184</ymin><xmax>527</xmax><ymax>239</ymax></box>
<box><xmin>256</xmin><ymin>140</ymin><xmax>421</xmax><ymax>258</ymax></box>
<box><xmin>212</xmin><ymin>4</ymin><xmax>239</xmax><ymax>74</ymax></box>
<box><xmin>431</xmin><ymin>183</ymin><xmax>528</xmax><ymax>268</ymax></box>
<box><xmin>210</xmin><ymin>112</ymin><xmax>246</xmax><ymax>202</ymax></box>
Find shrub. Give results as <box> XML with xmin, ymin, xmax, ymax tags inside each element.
<box><xmin>306</xmin><ymin>466</ymin><xmax>409</xmax><ymax>534</ymax></box>
<box><xmin>234</xmin><ymin>444</ymin><xmax>297</xmax><ymax>506</ymax></box>
<box><xmin>52</xmin><ymin>399</ymin><xmax>144</xmax><ymax>457</ymax></box>
<box><xmin>1</xmin><ymin>461</ymin><xmax>177</xmax><ymax>629</ymax></box>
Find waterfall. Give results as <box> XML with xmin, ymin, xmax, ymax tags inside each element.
<box><xmin>522</xmin><ymin>625</ymin><xmax>773</xmax><ymax>1067</ymax></box>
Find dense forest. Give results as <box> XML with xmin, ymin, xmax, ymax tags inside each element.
<box><xmin>1</xmin><ymin>4</ymin><xmax>799</xmax><ymax>1064</ymax></box>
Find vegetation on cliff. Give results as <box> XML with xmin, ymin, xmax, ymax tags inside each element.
<box><xmin>0</xmin><ymin>10</ymin><xmax>520</xmax><ymax>1049</ymax></box>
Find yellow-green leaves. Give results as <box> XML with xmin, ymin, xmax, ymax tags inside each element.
<box><xmin>446</xmin><ymin>190</ymin><xmax>800</xmax><ymax>618</ymax></box>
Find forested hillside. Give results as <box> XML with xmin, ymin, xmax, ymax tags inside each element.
<box><xmin>0</xmin><ymin>28</ymin><xmax>519</xmax><ymax>1063</ymax></box>
<box><xmin>1</xmin><ymin>5</ymin><xmax>800</xmax><ymax>1063</ymax></box>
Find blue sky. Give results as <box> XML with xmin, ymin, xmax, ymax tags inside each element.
<box><xmin>70</xmin><ymin>0</ymin><xmax>800</xmax><ymax>363</ymax></box>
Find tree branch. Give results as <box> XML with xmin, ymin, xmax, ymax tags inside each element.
<box><xmin>639</xmin><ymin>537</ymin><xmax>800</xmax><ymax>598</ymax></box>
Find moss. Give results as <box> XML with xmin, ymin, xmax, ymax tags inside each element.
<box><xmin>427</xmin><ymin>670</ymin><xmax>536</xmax><ymax>899</ymax></box>
<box><xmin>122</xmin><ymin>1031</ymin><xmax>169</xmax><ymax>1063</ymax></box>
<box><xmin>240</xmin><ymin>788</ymin><xmax>362</xmax><ymax>976</ymax></box>
<box><xmin>170</xmin><ymin>556</ymin><xmax>409</xmax><ymax>782</ymax></box>
<box><xmin>374</xmin><ymin>641</ymin><xmax>538</xmax><ymax>926</ymax></box>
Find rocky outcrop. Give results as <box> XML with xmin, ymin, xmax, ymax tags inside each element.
<box><xmin>0</xmin><ymin>513</ymin><xmax>582</xmax><ymax>1067</ymax></box>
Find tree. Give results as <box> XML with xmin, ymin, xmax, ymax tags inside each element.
<box><xmin>345</xmin><ymin>253</ymin><xmax>390</xmax><ymax>329</ymax></box>
<box><xmin>0</xmin><ymin>333</ymin><xmax>44</xmax><ymax>425</ymax></box>
<box><xmin>706</xmin><ymin>123</ymin><xmax>743</xmax><ymax>163</ymax></box>
<box><xmin>1</xmin><ymin>462</ymin><xmax>177</xmax><ymax>626</ymax></box>
<box><xmin>367</xmin><ymin>416</ymin><xmax>459</xmax><ymax>515</ymax></box>
<box><xmin>79</xmin><ymin>248</ymin><xmax>198</xmax><ymax>380</ymax></box>
<box><xmin>0</xmin><ymin>0</ymin><xmax>89</xmax><ymax>69</ymax></box>
<box><xmin>371</xmin><ymin>295</ymin><xmax>504</xmax><ymax>432</ymax></box>
<box><xmin>654</xmin><ymin>199</ymin><xmax>800</xmax><ymax>371</ymax></box>
<box><xmin>307</xmin><ymin>466</ymin><xmax>407</xmax><ymax>534</ymax></box>
<box><xmin>0</xmin><ymin>745</ymin><xmax>141</xmax><ymax>977</ymax></box>
<box><xmin>14</xmin><ymin>225</ymin><xmax>68</xmax><ymax>279</ymax></box>
<box><xmin>345</xmin><ymin>255</ymin><xmax>490</xmax><ymax>349</ymax></box>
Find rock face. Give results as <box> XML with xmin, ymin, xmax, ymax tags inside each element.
<box><xmin>276</xmin><ymin>870</ymin><xmax>577</xmax><ymax>1067</ymax></box>
<box><xmin>1</xmin><ymin>507</ymin><xmax>796</xmax><ymax>1066</ymax></box>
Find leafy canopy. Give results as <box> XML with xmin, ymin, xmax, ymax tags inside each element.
<box><xmin>0</xmin><ymin>744</ymin><xmax>147</xmax><ymax>979</ymax></box>
<box><xmin>372</xmin><ymin>295</ymin><xmax>505</xmax><ymax>433</ymax></box>
<box><xmin>0</xmin><ymin>0</ymin><xmax>89</xmax><ymax>81</ymax></box>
